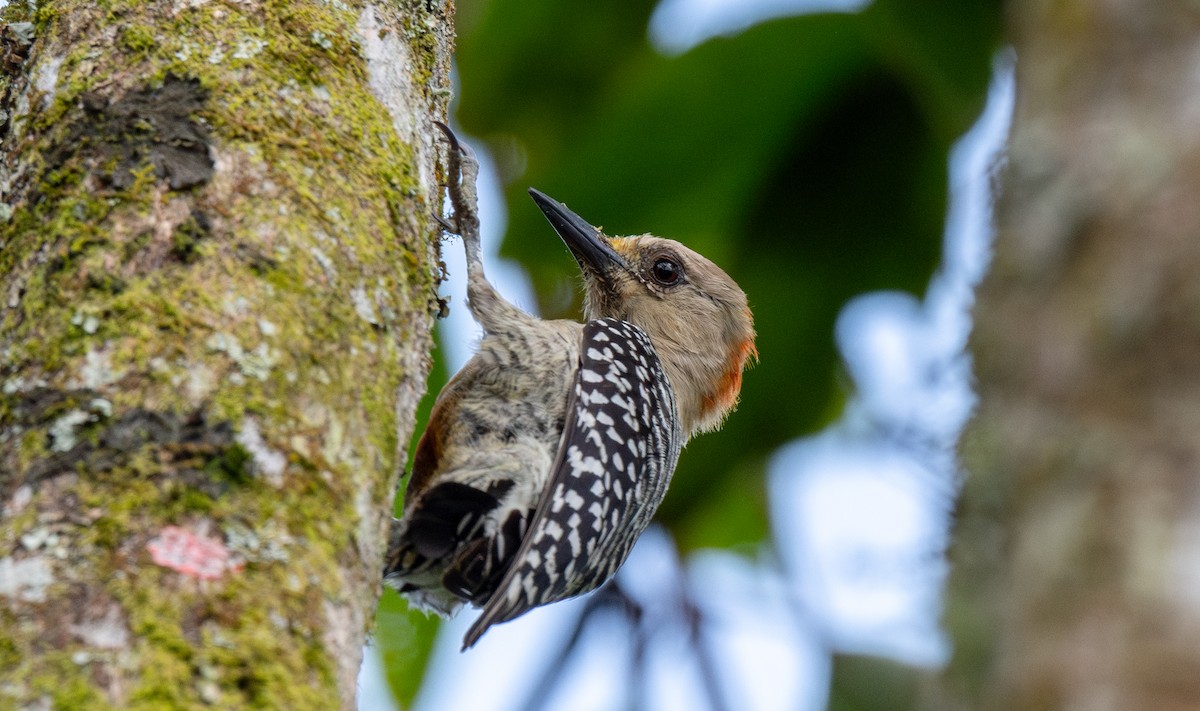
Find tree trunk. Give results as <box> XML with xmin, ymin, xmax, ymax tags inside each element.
<box><xmin>944</xmin><ymin>1</ymin><xmax>1200</xmax><ymax>709</ymax></box>
<box><xmin>0</xmin><ymin>2</ymin><xmax>451</xmax><ymax>708</ymax></box>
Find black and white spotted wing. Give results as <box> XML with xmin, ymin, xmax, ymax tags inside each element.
<box><xmin>462</xmin><ymin>318</ymin><xmax>681</xmax><ymax>648</ymax></box>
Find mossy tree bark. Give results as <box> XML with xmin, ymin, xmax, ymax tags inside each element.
<box><xmin>0</xmin><ymin>1</ymin><xmax>451</xmax><ymax>708</ymax></box>
<box><xmin>944</xmin><ymin>1</ymin><xmax>1200</xmax><ymax>708</ymax></box>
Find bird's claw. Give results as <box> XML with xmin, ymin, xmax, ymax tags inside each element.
<box><xmin>433</xmin><ymin>120</ymin><xmax>458</xmax><ymax>151</ymax></box>
<box><xmin>432</xmin><ymin>211</ymin><xmax>457</xmax><ymax>234</ymax></box>
<box><xmin>434</xmin><ymin>121</ymin><xmax>476</xmax><ymax>162</ymax></box>
<box><xmin>432</xmin><ymin>120</ymin><xmax>481</xmax><ymax>247</ymax></box>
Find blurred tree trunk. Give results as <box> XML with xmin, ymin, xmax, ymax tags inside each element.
<box><xmin>943</xmin><ymin>1</ymin><xmax>1200</xmax><ymax>709</ymax></box>
<box><xmin>0</xmin><ymin>2</ymin><xmax>451</xmax><ymax>708</ymax></box>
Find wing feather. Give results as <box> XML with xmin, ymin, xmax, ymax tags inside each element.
<box><xmin>462</xmin><ymin>318</ymin><xmax>680</xmax><ymax>648</ymax></box>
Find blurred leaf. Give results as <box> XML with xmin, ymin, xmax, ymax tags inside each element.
<box><xmin>376</xmin><ymin>593</ymin><xmax>442</xmax><ymax>708</ymax></box>
<box><xmin>485</xmin><ymin>15</ymin><xmax>876</xmax><ymax>270</ymax></box>
<box><xmin>861</xmin><ymin>0</ymin><xmax>1002</xmax><ymax>138</ymax></box>
<box><xmin>457</xmin><ymin>0</ymin><xmax>661</xmax><ymax>157</ymax></box>
<box><xmin>827</xmin><ymin>654</ymin><xmax>922</xmax><ymax>711</ymax></box>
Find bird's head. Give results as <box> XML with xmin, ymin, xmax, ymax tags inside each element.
<box><xmin>530</xmin><ymin>188</ymin><xmax>756</xmax><ymax>438</ymax></box>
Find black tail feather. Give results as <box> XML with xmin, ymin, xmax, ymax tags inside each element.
<box><xmin>406</xmin><ymin>481</ymin><xmax>502</xmax><ymax>561</ymax></box>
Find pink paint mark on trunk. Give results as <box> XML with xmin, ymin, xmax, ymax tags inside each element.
<box><xmin>147</xmin><ymin>525</ymin><xmax>244</xmax><ymax>580</ymax></box>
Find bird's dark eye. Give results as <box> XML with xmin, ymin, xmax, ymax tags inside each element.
<box><xmin>650</xmin><ymin>257</ymin><xmax>681</xmax><ymax>286</ymax></box>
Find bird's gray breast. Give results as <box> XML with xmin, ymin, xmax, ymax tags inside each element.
<box><xmin>458</xmin><ymin>319</ymin><xmax>583</xmax><ymax>447</ymax></box>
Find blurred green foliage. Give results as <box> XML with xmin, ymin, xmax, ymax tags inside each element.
<box><xmin>377</xmin><ymin>0</ymin><xmax>1000</xmax><ymax>705</ymax></box>
<box><xmin>827</xmin><ymin>654</ymin><xmax>921</xmax><ymax>711</ymax></box>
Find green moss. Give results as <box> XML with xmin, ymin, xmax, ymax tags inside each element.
<box><xmin>45</xmin><ymin>401</ymin><xmax>378</xmax><ymax>706</ymax></box>
<box><xmin>32</xmin><ymin>2</ymin><xmax>56</xmax><ymax>29</ymax></box>
<box><xmin>170</xmin><ymin>213</ymin><xmax>209</xmax><ymax>264</ymax></box>
<box><xmin>0</xmin><ymin>0</ymin><xmax>35</xmax><ymax>24</ymax></box>
<box><xmin>52</xmin><ymin>672</ymin><xmax>114</xmax><ymax>710</ymax></box>
<box><xmin>0</xmin><ymin>497</ymin><xmax>38</xmax><ymax>551</ymax></box>
<box><xmin>17</xmin><ymin>426</ymin><xmax>45</xmax><ymax>468</ymax></box>
<box><xmin>204</xmin><ymin>443</ymin><xmax>252</xmax><ymax>483</ymax></box>
<box><xmin>115</xmin><ymin>576</ymin><xmax>198</xmax><ymax>709</ymax></box>
<box><xmin>99</xmin><ymin>511</ymin><xmax>348</xmax><ymax>709</ymax></box>
<box><xmin>0</xmin><ymin>0</ymin><xmax>445</xmax><ymax>706</ymax></box>
<box><xmin>20</xmin><ymin>652</ymin><xmax>117</xmax><ymax>711</ymax></box>
<box><xmin>35</xmin><ymin>662</ymin><xmax>111</xmax><ymax>711</ymax></box>
<box><xmin>119</xmin><ymin>24</ymin><xmax>157</xmax><ymax>55</ymax></box>
<box><xmin>0</xmin><ymin>631</ymin><xmax>18</xmax><ymax>670</ymax></box>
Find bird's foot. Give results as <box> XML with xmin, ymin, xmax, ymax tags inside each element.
<box><xmin>434</xmin><ymin>121</ymin><xmax>481</xmax><ymax>253</ymax></box>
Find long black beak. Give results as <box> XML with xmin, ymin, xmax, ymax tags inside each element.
<box><xmin>528</xmin><ymin>188</ymin><xmax>627</xmax><ymax>274</ymax></box>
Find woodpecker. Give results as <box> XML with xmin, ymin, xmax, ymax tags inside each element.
<box><xmin>384</xmin><ymin>125</ymin><xmax>755</xmax><ymax>649</ymax></box>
